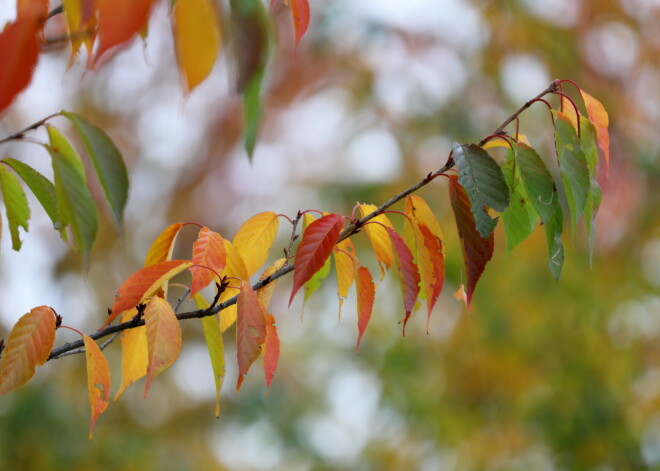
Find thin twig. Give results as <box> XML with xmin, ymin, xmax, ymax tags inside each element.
<box><xmin>0</xmin><ymin>113</ymin><xmax>62</xmax><ymax>146</ymax></box>
<box><xmin>47</xmin><ymin>5</ymin><xmax>64</xmax><ymax>19</ymax></box>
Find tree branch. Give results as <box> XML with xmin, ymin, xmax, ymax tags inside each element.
<box><xmin>0</xmin><ymin>113</ymin><xmax>61</xmax><ymax>146</ymax></box>
<box><xmin>46</xmin><ymin>81</ymin><xmax>560</xmax><ymax>361</ymax></box>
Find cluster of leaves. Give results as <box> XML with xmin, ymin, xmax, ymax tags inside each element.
<box><xmin>0</xmin><ymin>79</ymin><xmax>609</xmax><ymax>439</ymax></box>
<box><xmin>0</xmin><ymin>0</ymin><xmax>310</xmax><ymax>156</ymax></box>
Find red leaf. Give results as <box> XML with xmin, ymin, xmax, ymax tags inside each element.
<box><xmin>448</xmin><ymin>175</ymin><xmax>494</xmax><ymax>309</ymax></box>
<box><xmin>355</xmin><ymin>266</ymin><xmax>375</xmax><ymax>353</ymax></box>
<box><xmin>0</xmin><ymin>15</ymin><xmax>42</xmax><ymax>116</ymax></box>
<box><xmin>144</xmin><ymin>222</ymin><xmax>185</xmax><ymax>266</ymax></box>
<box><xmin>385</xmin><ymin>227</ymin><xmax>420</xmax><ymax>335</ymax></box>
<box><xmin>416</xmin><ymin>222</ymin><xmax>445</xmax><ymax>332</ymax></box>
<box><xmin>83</xmin><ymin>334</ymin><xmax>110</xmax><ymax>440</ymax></box>
<box><xmin>262</xmin><ymin>314</ymin><xmax>279</xmax><ymax>392</ymax></box>
<box><xmin>290</xmin><ymin>0</ymin><xmax>310</xmax><ymax>51</ymax></box>
<box><xmin>0</xmin><ymin>306</ymin><xmax>57</xmax><ymax>395</ymax></box>
<box><xmin>95</xmin><ymin>0</ymin><xmax>158</xmax><ymax>64</ymax></box>
<box><xmin>289</xmin><ymin>213</ymin><xmax>344</xmax><ymax>306</ymax></box>
<box><xmin>107</xmin><ymin>260</ymin><xmax>192</xmax><ymax>326</ymax></box>
<box><xmin>143</xmin><ymin>297</ymin><xmax>182</xmax><ymax>397</ymax></box>
<box><xmin>236</xmin><ymin>282</ymin><xmax>266</xmax><ymax>391</ymax></box>
<box><xmin>190</xmin><ymin>227</ymin><xmax>226</xmax><ymax>297</ymax></box>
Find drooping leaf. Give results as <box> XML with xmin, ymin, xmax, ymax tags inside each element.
<box><xmin>452</xmin><ymin>142</ymin><xmax>510</xmax><ymax>238</ymax></box>
<box><xmin>47</xmin><ymin>126</ymin><xmax>98</xmax><ymax>265</ymax></box>
<box><xmin>263</xmin><ymin>314</ymin><xmax>279</xmax><ymax>392</ymax></box>
<box><xmin>256</xmin><ymin>258</ymin><xmax>287</xmax><ymax>311</ymax></box>
<box><xmin>114</xmin><ymin>309</ymin><xmax>148</xmax><ymax>401</ymax></box>
<box><xmin>580</xmin><ymin>89</ymin><xmax>610</xmax><ymax>176</ymax></box>
<box><xmin>580</xmin><ymin>116</ymin><xmax>602</xmax><ymax>263</ymax></box>
<box><xmin>219</xmin><ymin>239</ymin><xmax>249</xmax><ymax>332</ymax></box>
<box><xmin>290</xmin><ymin>0</ymin><xmax>310</xmax><ymax>51</ymax></box>
<box><xmin>95</xmin><ymin>0</ymin><xmax>158</xmax><ymax>63</ymax></box>
<box><xmin>385</xmin><ymin>227</ymin><xmax>420</xmax><ymax>334</ymax></box>
<box><xmin>453</xmin><ymin>284</ymin><xmax>469</xmax><ymax>311</ymax></box>
<box><xmin>62</xmin><ymin>112</ymin><xmax>129</xmax><ymax>230</ymax></box>
<box><xmin>83</xmin><ymin>334</ymin><xmax>110</xmax><ymax>440</ymax></box>
<box><xmin>289</xmin><ymin>213</ymin><xmax>344</xmax><ymax>306</ymax></box>
<box><xmin>17</xmin><ymin>0</ymin><xmax>49</xmax><ymax>18</ymax></box>
<box><xmin>500</xmin><ymin>148</ymin><xmax>538</xmax><ymax>253</ymax></box>
<box><xmin>143</xmin><ymin>297</ymin><xmax>182</xmax><ymax>397</ymax></box>
<box><xmin>0</xmin><ymin>15</ymin><xmax>41</xmax><ymax>115</ymax></box>
<box><xmin>355</xmin><ymin>265</ymin><xmax>375</xmax><ymax>353</ymax></box>
<box><xmin>144</xmin><ymin>222</ymin><xmax>185</xmax><ymax>266</ymax></box>
<box><xmin>448</xmin><ymin>176</ymin><xmax>494</xmax><ymax>309</ymax></box>
<box><xmin>194</xmin><ymin>294</ymin><xmax>225</xmax><ymax>417</ymax></box>
<box><xmin>63</xmin><ymin>0</ymin><xmax>97</xmax><ymax>64</ymax></box>
<box><xmin>544</xmin><ymin>204</ymin><xmax>565</xmax><ymax>280</ymax></box>
<box><xmin>0</xmin><ymin>306</ymin><xmax>56</xmax><ymax>395</ymax></box>
<box><xmin>333</xmin><ymin>238</ymin><xmax>357</xmax><ymax>317</ymax></box>
<box><xmin>3</xmin><ymin>158</ymin><xmax>61</xmax><ymax>235</ymax></box>
<box><xmin>302</xmin><ymin>213</ymin><xmax>331</xmax><ymax>302</ymax></box>
<box><xmin>190</xmin><ymin>227</ymin><xmax>226</xmax><ymax>297</ymax></box>
<box><xmin>357</xmin><ymin>204</ymin><xmax>394</xmax><ymax>279</ymax></box>
<box><xmin>0</xmin><ymin>165</ymin><xmax>30</xmax><ymax>250</ymax></box>
<box><xmin>515</xmin><ymin>142</ymin><xmax>558</xmax><ymax>223</ymax></box>
<box><xmin>172</xmin><ymin>0</ymin><xmax>222</xmax><ymax>92</ymax></box>
<box><xmin>107</xmin><ymin>260</ymin><xmax>193</xmax><ymax>326</ymax></box>
<box><xmin>236</xmin><ymin>282</ymin><xmax>266</xmax><ymax>391</ymax></box>
<box><xmin>554</xmin><ymin>111</ymin><xmax>590</xmax><ymax>235</ymax></box>
<box><xmin>561</xmin><ymin>95</ymin><xmax>579</xmax><ymax>131</ymax></box>
<box><xmin>403</xmin><ymin>195</ymin><xmax>445</xmax><ymax>251</ymax></box>
<box><xmin>233</xmin><ymin>211</ymin><xmax>279</xmax><ymax>276</ymax></box>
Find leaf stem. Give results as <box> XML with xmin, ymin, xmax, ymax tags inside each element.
<box><xmin>0</xmin><ymin>113</ymin><xmax>62</xmax><ymax>146</ymax></box>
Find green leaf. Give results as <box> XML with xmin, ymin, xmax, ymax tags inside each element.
<box><xmin>580</xmin><ymin>116</ymin><xmax>601</xmax><ymax>263</ymax></box>
<box><xmin>544</xmin><ymin>203</ymin><xmax>565</xmax><ymax>280</ymax></box>
<box><xmin>304</xmin><ymin>252</ymin><xmax>332</xmax><ymax>301</ymax></box>
<box><xmin>452</xmin><ymin>143</ymin><xmax>510</xmax><ymax>237</ymax></box>
<box><xmin>194</xmin><ymin>294</ymin><xmax>225</xmax><ymax>418</ymax></box>
<box><xmin>0</xmin><ymin>165</ymin><xmax>30</xmax><ymax>250</ymax></box>
<box><xmin>47</xmin><ymin>125</ymin><xmax>98</xmax><ymax>265</ymax></box>
<box><xmin>515</xmin><ymin>143</ymin><xmax>557</xmax><ymax>223</ymax></box>
<box><xmin>2</xmin><ymin>158</ymin><xmax>63</xmax><ymax>236</ymax></box>
<box><xmin>500</xmin><ymin>148</ymin><xmax>538</xmax><ymax>253</ymax></box>
<box><xmin>62</xmin><ymin>111</ymin><xmax>129</xmax><ymax>230</ymax></box>
<box><xmin>554</xmin><ymin>111</ymin><xmax>590</xmax><ymax>235</ymax></box>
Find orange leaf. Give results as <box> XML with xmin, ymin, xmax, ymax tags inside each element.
<box><xmin>561</xmin><ymin>95</ymin><xmax>579</xmax><ymax>131</ymax></box>
<box><xmin>0</xmin><ymin>15</ymin><xmax>41</xmax><ymax>115</ymax></box>
<box><xmin>17</xmin><ymin>0</ymin><xmax>49</xmax><ymax>18</ymax></box>
<box><xmin>257</xmin><ymin>258</ymin><xmax>287</xmax><ymax>311</ymax></box>
<box><xmin>289</xmin><ymin>213</ymin><xmax>344</xmax><ymax>306</ymax></box>
<box><xmin>404</xmin><ymin>195</ymin><xmax>445</xmax><ymax>251</ymax></box>
<box><xmin>236</xmin><ymin>282</ymin><xmax>266</xmax><ymax>391</ymax></box>
<box><xmin>233</xmin><ymin>211</ymin><xmax>280</xmax><ymax>276</ymax></box>
<box><xmin>172</xmin><ymin>0</ymin><xmax>222</xmax><ymax>92</ymax></box>
<box><xmin>290</xmin><ymin>0</ymin><xmax>310</xmax><ymax>51</ymax></box>
<box><xmin>113</xmin><ymin>309</ymin><xmax>147</xmax><ymax>401</ymax></box>
<box><xmin>63</xmin><ymin>0</ymin><xmax>97</xmax><ymax>64</ymax></box>
<box><xmin>385</xmin><ymin>227</ymin><xmax>420</xmax><ymax>335</ymax></box>
<box><xmin>219</xmin><ymin>239</ymin><xmax>249</xmax><ymax>332</ymax></box>
<box><xmin>190</xmin><ymin>227</ymin><xmax>226</xmax><ymax>297</ymax></box>
<box><xmin>355</xmin><ymin>266</ymin><xmax>375</xmax><ymax>353</ymax></box>
<box><xmin>357</xmin><ymin>204</ymin><xmax>394</xmax><ymax>279</ymax></box>
<box><xmin>448</xmin><ymin>175</ymin><xmax>494</xmax><ymax>309</ymax></box>
<box><xmin>0</xmin><ymin>306</ymin><xmax>56</xmax><ymax>395</ymax></box>
<box><xmin>262</xmin><ymin>314</ymin><xmax>279</xmax><ymax>392</ymax></box>
<box><xmin>95</xmin><ymin>0</ymin><xmax>158</xmax><ymax>64</ymax></box>
<box><xmin>333</xmin><ymin>238</ymin><xmax>357</xmax><ymax>317</ymax></box>
<box><xmin>143</xmin><ymin>297</ymin><xmax>182</xmax><ymax>397</ymax></box>
<box><xmin>580</xmin><ymin>90</ymin><xmax>610</xmax><ymax>176</ymax></box>
<box><xmin>83</xmin><ymin>334</ymin><xmax>110</xmax><ymax>440</ymax></box>
<box><xmin>107</xmin><ymin>260</ymin><xmax>192</xmax><ymax>327</ymax></box>
<box><xmin>416</xmin><ymin>222</ymin><xmax>445</xmax><ymax>331</ymax></box>
<box><xmin>144</xmin><ymin>223</ymin><xmax>185</xmax><ymax>266</ymax></box>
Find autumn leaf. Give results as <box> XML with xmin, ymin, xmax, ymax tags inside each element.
<box><xmin>83</xmin><ymin>335</ymin><xmax>110</xmax><ymax>440</ymax></box>
<box><xmin>143</xmin><ymin>297</ymin><xmax>182</xmax><ymax>397</ymax></box>
<box><xmin>190</xmin><ymin>227</ymin><xmax>226</xmax><ymax>297</ymax></box>
<box><xmin>107</xmin><ymin>260</ymin><xmax>193</xmax><ymax>326</ymax></box>
<box><xmin>448</xmin><ymin>176</ymin><xmax>494</xmax><ymax>309</ymax></box>
<box><xmin>0</xmin><ymin>306</ymin><xmax>57</xmax><ymax>395</ymax></box>
<box><xmin>0</xmin><ymin>14</ymin><xmax>41</xmax><ymax>115</ymax></box>
<box><xmin>289</xmin><ymin>213</ymin><xmax>344</xmax><ymax>306</ymax></box>
<box><xmin>333</xmin><ymin>238</ymin><xmax>357</xmax><ymax>317</ymax></box>
<box><xmin>385</xmin><ymin>227</ymin><xmax>420</xmax><ymax>335</ymax></box>
<box><xmin>290</xmin><ymin>0</ymin><xmax>310</xmax><ymax>51</ymax></box>
<box><xmin>357</xmin><ymin>204</ymin><xmax>394</xmax><ymax>279</ymax></box>
<box><xmin>233</xmin><ymin>211</ymin><xmax>279</xmax><ymax>276</ymax></box>
<box><xmin>561</xmin><ymin>95</ymin><xmax>579</xmax><ymax>131</ymax></box>
<box><xmin>219</xmin><ymin>239</ymin><xmax>250</xmax><ymax>332</ymax></box>
<box><xmin>301</xmin><ymin>213</ymin><xmax>331</xmax><ymax>302</ymax></box>
<box><xmin>113</xmin><ymin>309</ymin><xmax>147</xmax><ymax>401</ymax></box>
<box><xmin>580</xmin><ymin>116</ymin><xmax>602</xmax><ymax>263</ymax></box>
<box><xmin>257</xmin><ymin>258</ymin><xmax>287</xmax><ymax>311</ymax></box>
<box><xmin>63</xmin><ymin>0</ymin><xmax>97</xmax><ymax>64</ymax></box>
<box><xmin>194</xmin><ymin>294</ymin><xmax>225</xmax><ymax>417</ymax></box>
<box><xmin>355</xmin><ymin>266</ymin><xmax>375</xmax><ymax>353</ymax></box>
<box><xmin>17</xmin><ymin>0</ymin><xmax>49</xmax><ymax>18</ymax></box>
<box><xmin>263</xmin><ymin>314</ymin><xmax>279</xmax><ymax>392</ymax></box>
<box><xmin>580</xmin><ymin>89</ymin><xmax>610</xmax><ymax>176</ymax></box>
<box><xmin>144</xmin><ymin>222</ymin><xmax>185</xmax><ymax>266</ymax></box>
<box><xmin>172</xmin><ymin>0</ymin><xmax>222</xmax><ymax>92</ymax></box>
<box><xmin>236</xmin><ymin>282</ymin><xmax>267</xmax><ymax>391</ymax></box>
<box><xmin>0</xmin><ymin>164</ymin><xmax>30</xmax><ymax>250</ymax></box>
<box><xmin>452</xmin><ymin>142</ymin><xmax>510</xmax><ymax>238</ymax></box>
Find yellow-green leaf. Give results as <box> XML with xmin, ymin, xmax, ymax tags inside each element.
<box><xmin>0</xmin><ymin>164</ymin><xmax>30</xmax><ymax>250</ymax></box>
<box><xmin>194</xmin><ymin>294</ymin><xmax>225</xmax><ymax>417</ymax></box>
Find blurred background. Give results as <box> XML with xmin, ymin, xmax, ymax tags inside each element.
<box><xmin>1</xmin><ymin>0</ymin><xmax>659</xmax><ymax>469</ymax></box>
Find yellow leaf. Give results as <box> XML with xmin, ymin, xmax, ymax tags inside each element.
<box><xmin>144</xmin><ymin>222</ymin><xmax>185</xmax><ymax>266</ymax></box>
<box><xmin>194</xmin><ymin>294</ymin><xmax>225</xmax><ymax>417</ymax></box>
<box><xmin>143</xmin><ymin>297</ymin><xmax>182</xmax><ymax>397</ymax></box>
<box><xmin>482</xmin><ymin>135</ymin><xmax>530</xmax><ymax>150</ymax></box>
<box><xmin>561</xmin><ymin>95</ymin><xmax>579</xmax><ymax>131</ymax></box>
<box><xmin>333</xmin><ymin>238</ymin><xmax>357</xmax><ymax>317</ymax></box>
<box><xmin>257</xmin><ymin>258</ymin><xmax>286</xmax><ymax>311</ymax></box>
<box><xmin>83</xmin><ymin>334</ymin><xmax>110</xmax><ymax>440</ymax></box>
<box><xmin>172</xmin><ymin>0</ymin><xmax>222</xmax><ymax>92</ymax></box>
<box><xmin>233</xmin><ymin>211</ymin><xmax>279</xmax><ymax>276</ymax></box>
<box><xmin>113</xmin><ymin>309</ymin><xmax>148</xmax><ymax>401</ymax></box>
<box><xmin>63</xmin><ymin>0</ymin><xmax>97</xmax><ymax>65</ymax></box>
<box><xmin>357</xmin><ymin>204</ymin><xmax>394</xmax><ymax>280</ymax></box>
<box><xmin>219</xmin><ymin>239</ymin><xmax>249</xmax><ymax>332</ymax></box>
<box><xmin>404</xmin><ymin>195</ymin><xmax>444</xmax><ymax>251</ymax></box>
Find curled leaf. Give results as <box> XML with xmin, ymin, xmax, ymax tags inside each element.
<box><xmin>144</xmin><ymin>222</ymin><xmax>185</xmax><ymax>266</ymax></box>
